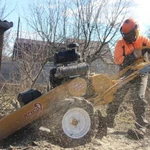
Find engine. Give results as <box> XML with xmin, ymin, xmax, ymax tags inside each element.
<box><xmin>17</xmin><ymin>43</ymin><xmax>89</xmax><ymax>106</ymax></box>
<box><xmin>50</xmin><ymin>43</ymin><xmax>90</xmax><ymax>88</ymax></box>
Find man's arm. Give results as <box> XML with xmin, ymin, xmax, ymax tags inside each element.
<box><xmin>114</xmin><ymin>40</ymin><xmax>136</xmax><ymax>67</ymax></box>
<box><xmin>114</xmin><ymin>41</ymin><xmax>124</xmax><ymax>64</ymax></box>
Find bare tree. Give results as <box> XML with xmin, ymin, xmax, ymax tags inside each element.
<box><xmin>12</xmin><ymin>0</ymin><xmax>133</xmax><ymax>89</ymax></box>
<box><xmin>69</xmin><ymin>0</ymin><xmax>133</xmax><ymax>63</ymax></box>
<box><xmin>25</xmin><ymin>0</ymin><xmax>69</xmax><ymax>48</ymax></box>
<box><xmin>13</xmin><ymin>37</ymin><xmax>50</xmax><ymax>91</ymax></box>
<box><xmin>12</xmin><ymin>0</ymin><xmax>71</xmax><ymax>91</ymax></box>
<box><xmin>24</xmin><ymin>0</ymin><xmax>134</xmax><ymax>63</ymax></box>
<box><xmin>0</xmin><ymin>0</ymin><xmax>13</xmax><ymax>20</ymax></box>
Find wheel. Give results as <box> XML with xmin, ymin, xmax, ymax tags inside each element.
<box><xmin>44</xmin><ymin>97</ymin><xmax>97</xmax><ymax>148</ymax></box>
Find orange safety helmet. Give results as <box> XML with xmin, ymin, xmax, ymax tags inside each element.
<box><xmin>120</xmin><ymin>18</ymin><xmax>139</xmax><ymax>43</ymax></box>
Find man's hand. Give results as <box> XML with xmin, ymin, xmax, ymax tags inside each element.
<box><xmin>133</xmin><ymin>49</ymin><xmax>142</xmax><ymax>58</ymax></box>
<box><xmin>123</xmin><ymin>52</ymin><xmax>136</xmax><ymax>67</ymax></box>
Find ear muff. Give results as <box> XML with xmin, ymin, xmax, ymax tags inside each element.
<box><xmin>134</xmin><ymin>24</ymin><xmax>139</xmax><ymax>37</ymax></box>
<box><xmin>135</xmin><ymin>28</ymin><xmax>139</xmax><ymax>37</ymax></box>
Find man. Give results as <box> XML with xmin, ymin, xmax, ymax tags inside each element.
<box><xmin>105</xmin><ymin>18</ymin><xmax>150</xmax><ymax>139</ymax></box>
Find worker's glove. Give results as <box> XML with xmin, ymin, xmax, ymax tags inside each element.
<box><xmin>123</xmin><ymin>52</ymin><xmax>136</xmax><ymax>67</ymax></box>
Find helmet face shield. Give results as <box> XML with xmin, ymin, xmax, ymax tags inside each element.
<box><xmin>121</xmin><ymin>29</ymin><xmax>136</xmax><ymax>43</ymax></box>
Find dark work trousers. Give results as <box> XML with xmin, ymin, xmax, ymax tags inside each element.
<box><xmin>106</xmin><ymin>74</ymin><xmax>149</xmax><ymax>129</ymax></box>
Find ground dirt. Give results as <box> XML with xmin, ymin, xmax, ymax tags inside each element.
<box><xmin>0</xmin><ymin>90</ymin><xmax>150</xmax><ymax>150</ymax></box>
<box><xmin>0</xmin><ymin>122</ymin><xmax>150</xmax><ymax>150</ymax></box>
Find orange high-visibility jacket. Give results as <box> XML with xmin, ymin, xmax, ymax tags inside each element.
<box><xmin>114</xmin><ymin>35</ymin><xmax>150</xmax><ymax>64</ymax></box>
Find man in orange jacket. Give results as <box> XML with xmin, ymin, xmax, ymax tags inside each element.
<box><xmin>105</xmin><ymin>18</ymin><xmax>150</xmax><ymax>139</ymax></box>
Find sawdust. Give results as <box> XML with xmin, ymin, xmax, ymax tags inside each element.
<box><xmin>1</xmin><ymin>127</ymin><xmax>150</xmax><ymax>150</ymax></box>
<box><xmin>0</xmin><ymin>89</ymin><xmax>150</xmax><ymax>150</ymax></box>
<box><xmin>0</xmin><ymin>101</ymin><xmax>150</xmax><ymax>150</ymax></box>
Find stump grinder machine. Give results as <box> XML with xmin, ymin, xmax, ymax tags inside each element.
<box><xmin>0</xmin><ymin>20</ymin><xmax>150</xmax><ymax>147</ymax></box>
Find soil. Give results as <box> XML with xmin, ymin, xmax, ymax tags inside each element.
<box><xmin>0</xmin><ymin>106</ymin><xmax>150</xmax><ymax>150</ymax></box>
<box><xmin>0</xmin><ymin>123</ymin><xmax>150</xmax><ymax>150</ymax></box>
<box><xmin>0</xmin><ymin>90</ymin><xmax>150</xmax><ymax>150</ymax></box>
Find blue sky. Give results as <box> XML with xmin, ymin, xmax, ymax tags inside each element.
<box><xmin>132</xmin><ymin>0</ymin><xmax>150</xmax><ymax>34</ymax></box>
<box><xmin>6</xmin><ymin>0</ymin><xmax>150</xmax><ymax>34</ymax></box>
<box><xmin>2</xmin><ymin>0</ymin><xmax>150</xmax><ymax>55</ymax></box>
<box><xmin>5</xmin><ymin>0</ymin><xmax>150</xmax><ymax>37</ymax></box>
<box><xmin>7</xmin><ymin>0</ymin><xmax>32</xmax><ymax>31</ymax></box>
<box><xmin>7</xmin><ymin>0</ymin><xmax>43</xmax><ymax>32</ymax></box>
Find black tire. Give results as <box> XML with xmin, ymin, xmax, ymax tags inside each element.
<box><xmin>43</xmin><ymin>97</ymin><xmax>97</xmax><ymax>148</ymax></box>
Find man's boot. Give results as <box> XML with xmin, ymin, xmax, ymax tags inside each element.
<box><xmin>127</xmin><ymin>128</ymin><xmax>146</xmax><ymax>140</ymax></box>
<box><xmin>146</xmin><ymin>124</ymin><xmax>150</xmax><ymax>129</ymax></box>
<box><xmin>105</xmin><ymin>115</ymin><xmax>116</xmax><ymax>128</ymax></box>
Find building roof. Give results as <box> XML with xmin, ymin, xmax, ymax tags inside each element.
<box><xmin>12</xmin><ymin>38</ymin><xmax>50</xmax><ymax>60</ymax></box>
<box><xmin>12</xmin><ymin>38</ymin><xmax>66</xmax><ymax>61</ymax></box>
<box><xmin>12</xmin><ymin>38</ymin><xmax>114</xmax><ymax>64</ymax></box>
